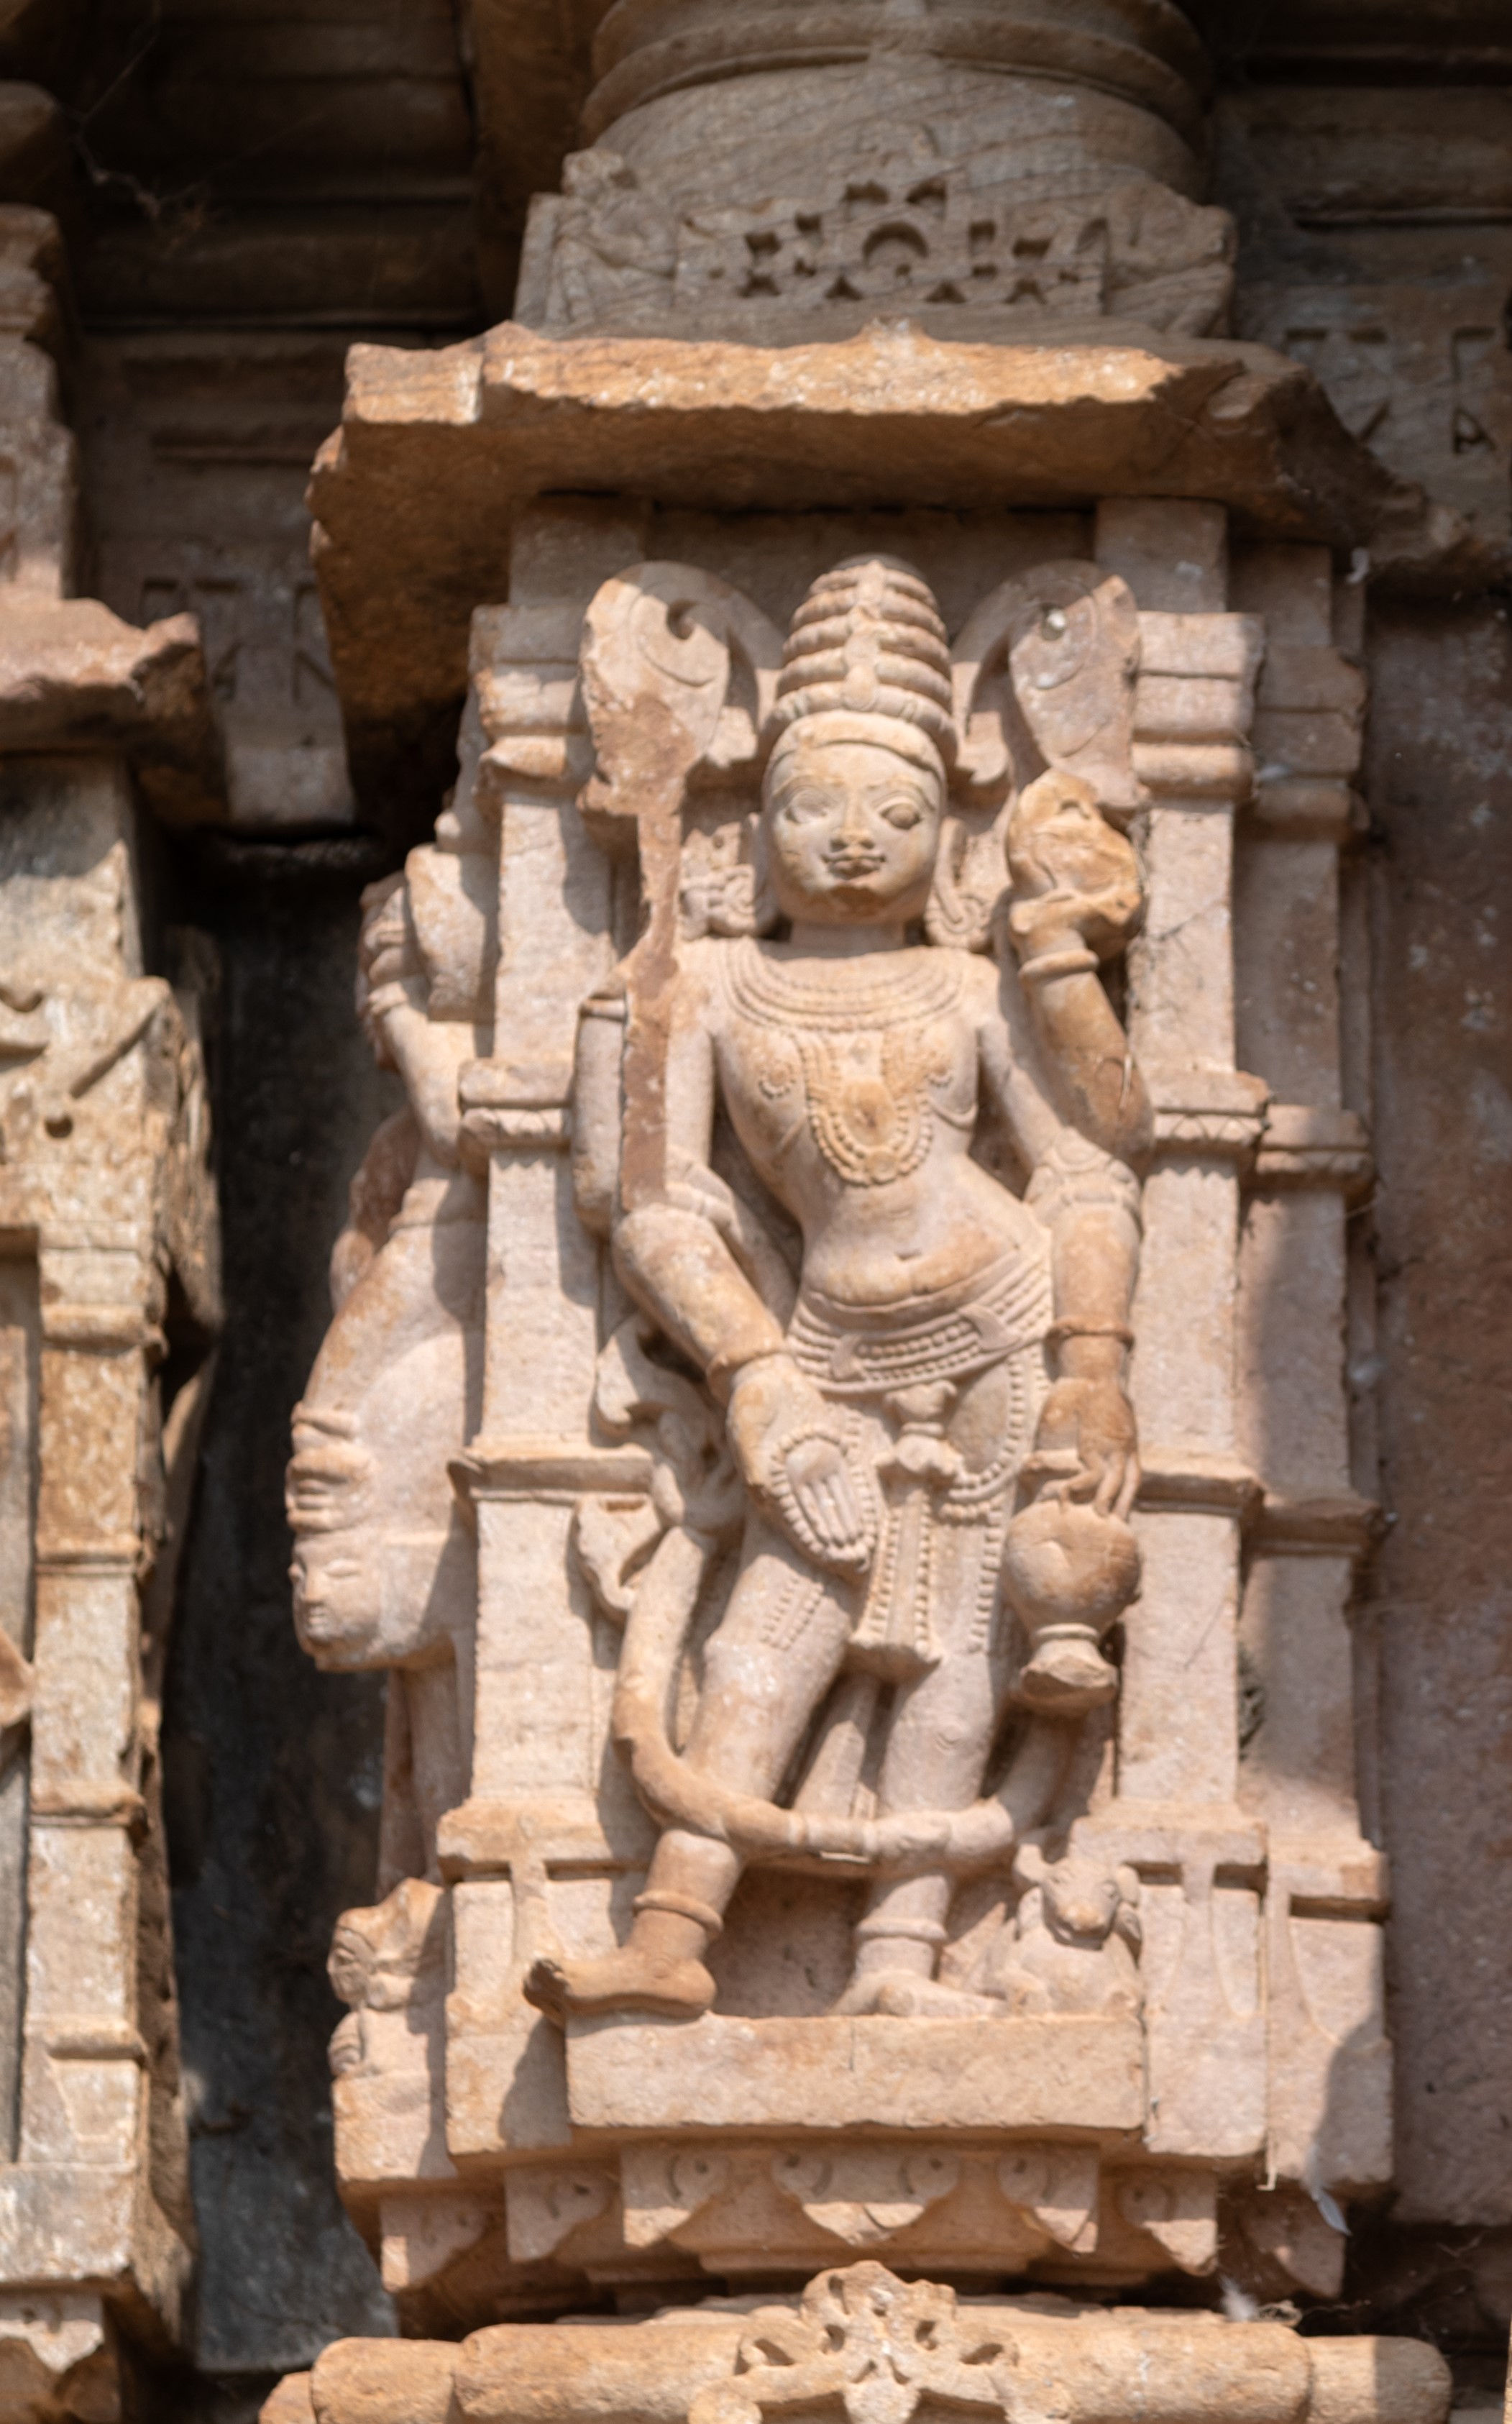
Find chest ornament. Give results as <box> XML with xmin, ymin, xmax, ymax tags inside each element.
<box><xmin>722</xmin><ymin>939</ymin><xmax>963</xmax><ymax>1188</ymax></box>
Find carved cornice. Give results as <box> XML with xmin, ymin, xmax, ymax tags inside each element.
<box><xmin>1252</xmin><ymin>1488</ymin><xmax>1383</xmax><ymax>1558</ymax></box>
<box><xmin>1146</xmin><ymin>1066</ymin><xmax>1270</xmax><ymax>1163</ymax></box>
<box><xmin>1136</xmin><ymin>1448</ymin><xmax>1263</xmax><ymax>1518</ymax></box>
<box><xmin>1252</xmin><ymin>1104</ymin><xmax>1373</xmax><ymax>1194</ymax></box>
<box><xmin>314</xmin><ymin>324</ymin><xmax>1491</xmax><ymax>820</ymax></box>
<box><xmin>452</xmin><ymin>1435</ymin><xmax>655</xmax><ymax>1504</ymax></box>
<box><xmin>0</xmin><ymin>596</ymin><xmax>219</xmax><ymax>825</ymax></box>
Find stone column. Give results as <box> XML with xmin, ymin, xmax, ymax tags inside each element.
<box><xmin>1076</xmin><ymin>496</ymin><xmax>1268</xmax><ymax>2277</ymax></box>
<box><xmin>429</xmin><ymin>509</ymin><xmax>656</xmax><ymax>2293</ymax></box>
<box><xmin>282</xmin><ymin>0</ymin><xmax>1470</xmax><ymax>2387</ymax></box>
<box><xmin>0</xmin><ymin>756</ymin><xmax>217</xmax><ymax>2418</ymax></box>
<box><xmin>0</xmin><ymin>121</ymin><xmax>220</xmax><ymax>2419</ymax></box>
<box><xmin>513</xmin><ymin>0</ymin><xmax>1231</xmax><ymax>344</ymax></box>
<box><xmin>1229</xmin><ymin>540</ymin><xmax>1390</xmax><ymax>2295</ymax></box>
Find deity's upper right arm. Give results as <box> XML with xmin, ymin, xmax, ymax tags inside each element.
<box><xmin>572</xmin><ymin>984</ymin><xmax>627</xmax><ymax>1240</ymax></box>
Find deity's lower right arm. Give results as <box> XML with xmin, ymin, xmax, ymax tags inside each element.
<box><xmin>614</xmin><ymin>1201</ymin><xmax>787</xmax><ymax>1400</ymax></box>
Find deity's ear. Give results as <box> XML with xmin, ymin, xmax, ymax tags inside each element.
<box><xmin>579</xmin><ymin>561</ymin><xmax>784</xmax><ymax>841</ymax></box>
<box><xmin>950</xmin><ymin>561</ymin><xmax>1145</xmax><ymax>820</ymax></box>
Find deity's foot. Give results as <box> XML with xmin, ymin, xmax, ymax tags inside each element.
<box><xmin>522</xmin><ymin>1947</ymin><xmax>715</xmax><ymax>2024</ymax></box>
<box><xmin>876</xmin><ymin>1977</ymin><xmax>1002</xmax><ymax>2017</ymax></box>
<box><xmin>832</xmin><ymin>1970</ymin><xmax>999</xmax><ymax>2018</ymax></box>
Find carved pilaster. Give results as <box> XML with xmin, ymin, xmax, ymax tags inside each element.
<box><xmin>1229</xmin><ymin>541</ymin><xmax>1390</xmax><ymax>2283</ymax></box>
<box><xmin>0</xmin><ymin>757</ymin><xmax>218</xmax><ymax>2392</ymax></box>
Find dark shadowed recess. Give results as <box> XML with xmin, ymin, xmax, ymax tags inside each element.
<box><xmin>160</xmin><ymin>834</ymin><xmax>400</xmax><ymax>2389</ymax></box>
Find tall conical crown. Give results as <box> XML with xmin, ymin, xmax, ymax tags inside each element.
<box><xmin>773</xmin><ymin>557</ymin><xmax>956</xmax><ymax>767</ymax></box>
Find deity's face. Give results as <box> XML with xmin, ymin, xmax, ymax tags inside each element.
<box><xmin>763</xmin><ymin>737</ymin><xmax>943</xmax><ymax>928</ymax></box>
<box><xmin>291</xmin><ymin>1527</ymin><xmax>461</xmax><ymax>1670</ymax></box>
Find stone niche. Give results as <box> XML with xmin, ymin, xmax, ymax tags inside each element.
<box><xmin>270</xmin><ymin>4</ymin><xmax>1470</xmax><ymax>2420</ymax></box>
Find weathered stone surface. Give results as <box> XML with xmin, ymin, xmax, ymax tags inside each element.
<box><xmin>0</xmin><ymin>594</ymin><xmax>217</xmax><ymax>819</ymax></box>
<box><xmin>63</xmin><ymin>0</ymin><xmax>480</xmax><ymax>334</ymax></box>
<box><xmin>81</xmin><ymin>333</ymin><xmax>356</xmax><ymax>834</ymax></box>
<box><xmin>466</xmin><ymin>0</ymin><xmax>608</xmax><ymax>316</ymax></box>
<box><xmin>2</xmin><ymin>0</ymin><xmax>1506</xmax><ymax>2405</ymax></box>
<box><xmin>310</xmin><ymin>2336</ymin><xmax>454</xmax><ymax>2424</ymax></box>
<box><xmin>513</xmin><ymin>0</ymin><xmax>1227</xmax><ymax>348</ymax></box>
<box><xmin>564</xmin><ymin>2013</ymin><xmax>1147</xmax><ymax>2133</ymax></box>
<box><xmin>1365</xmin><ymin>603</ymin><xmax>1512</xmax><ymax>2229</ymax></box>
<box><xmin>284</xmin><ymin>490</ymin><xmax>1397</xmax><ymax>2344</ymax></box>
<box><xmin>261</xmin><ymin>2374</ymin><xmax>316</xmax><ymax>2424</ymax></box>
<box><xmin>1217</xmin><ymin>91</ymin><xmax>1512</xmax><ymax>545</ymax></box>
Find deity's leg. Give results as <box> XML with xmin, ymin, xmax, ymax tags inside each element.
<box><xmin>838</xmin><ymin>1499</ymin><xmax>1011</xmax><ymax>2013</ymax></box>
<box><xmin>525</xmin><ymin>1520</ymin><xmax>855</xmax><ymax>2019</ymax></box>
<box><xmin>836</xmin><ymin>1360</ymin><xmax>1025</xmax><ymax>2012</ymax></box>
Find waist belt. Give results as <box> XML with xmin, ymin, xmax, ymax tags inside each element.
<box><xmin>787</xmin><ymin>1255</ymin><xmax>1052</xmax><ymax>1396</ymax></box>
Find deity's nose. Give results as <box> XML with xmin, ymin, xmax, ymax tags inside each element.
<box><xmin>833</xmin><ymin>790</ymin><xmax>875</xmax><ymax>846</ymax></box>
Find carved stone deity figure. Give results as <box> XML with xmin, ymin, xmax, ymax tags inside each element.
<box><xmin>285</xmin><ymin>777</ymin><xmax>492</xmax><ymax>1883</ymax></box>
<box><xmin>527</xmin><ymin>557</ymin><xmax>1152</xmax><ymax>2026</ymax></box>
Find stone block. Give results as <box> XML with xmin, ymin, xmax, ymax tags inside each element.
<box><xmin>564</xmin><ymin>2015</ymin><xmax>1146</xmax><ymax>2136</ymax></box>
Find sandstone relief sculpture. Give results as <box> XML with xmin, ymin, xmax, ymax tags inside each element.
<box><xmin>518</xmin><ymin>554</ymin><xmax>1152</xmax><ymax>2026</ymax></box>
<box><xmin>286</xmin><ymin>503</ymin><xmax>1393</xmax><ymax>2323</ymax></box>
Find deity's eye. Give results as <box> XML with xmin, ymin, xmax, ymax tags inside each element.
<box><xmin>773</xmin><ymin>787</ymin><xmax>834</xmax><ymax>824</ymax></box>
<box><xmin>880</xmin><ymin>798</ymin><xmax>924</xmax><ymax>830</ymax></box>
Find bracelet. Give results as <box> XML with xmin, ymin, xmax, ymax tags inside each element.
<box><xmin>361</xmin><ymin>979</ymin><xmax>414</xmax><ymax>1020</ymax></box>
<box><xmin>1019</xmin><ymin>947</ymin><xmax>1100</xmax><ymax>984</ymax></box>
<box><xmin>1046</xmin><ymin>1319</ymin><xmax>1135</xmax><ymax>1347</ymax></box>
<box><xmin>634</xmin><ymin>1888</ymin><xmax>724</xmax><ymax>1938</ymax></box>
<box><xmin>711</xmin><ymin>1343</ymin><xmax>789</xmax><ymax>1397</ymax></box>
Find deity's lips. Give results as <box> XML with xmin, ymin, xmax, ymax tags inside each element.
<box><xmin>822</xmin><ymin>856</ymin><xmax>886</xmax><ymax>882</ymax></box>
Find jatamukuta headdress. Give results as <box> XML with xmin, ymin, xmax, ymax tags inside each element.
<box><xmin>769</xmin><ymin>557</ymin><xmax>956</xmax><ymax>779</ymax></box>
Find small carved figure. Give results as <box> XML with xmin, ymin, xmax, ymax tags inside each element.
<box><xmin>527</xmin><ymin>557</ymin><xmax>1151</xmax><ymax>2025</ymax></box>
<box><xmin>984</xmin><ymin>1842</ymin><xmax>1142</xmax><ymax>2017</ymax></box>
<box><xmin>327</xmin><ymin>1875</ymin><xmax>446</xmax><ymax>2082</ymax></box>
